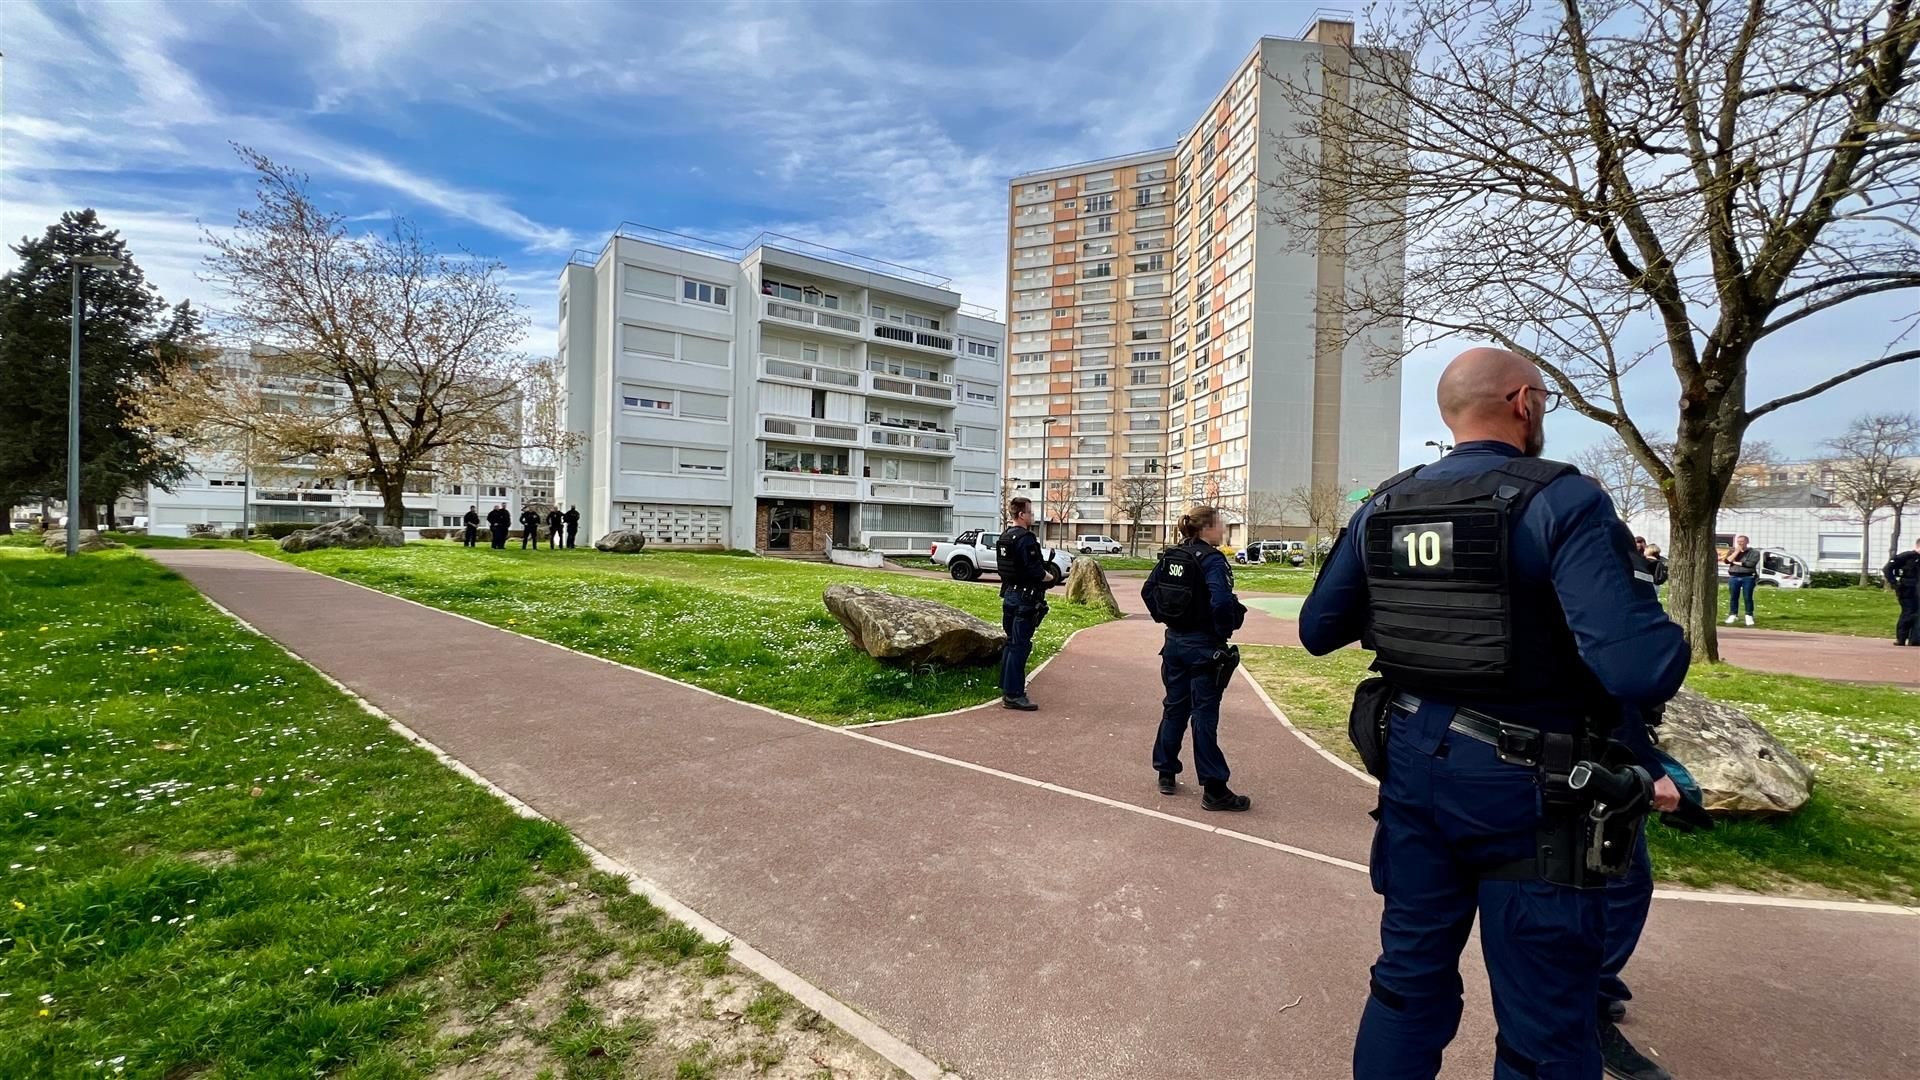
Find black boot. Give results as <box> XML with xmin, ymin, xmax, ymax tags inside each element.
<box><xmin>1157</xmin><ymin>771</ymin><xmax>1177</xmax><ymax>795</ymax></box>
<box><xmin>1201</xmin><ymin>783</ymin><xmax>1250</xmax><ymax>812</ymax></box>
<box><xmin>1002</xmin><ymin>695</ymin><xmax>1038</xmax><ymax>711</ymax></box>
<box><xmin>1601</xmin><ymin>1019</ymin><xmax>1672</xmax><ymax>1080</ymax></box>
<box><xmin>1605</xmin><ymin>999</ymin><xmax>1627</xmax><ymax>1023</ymax></box>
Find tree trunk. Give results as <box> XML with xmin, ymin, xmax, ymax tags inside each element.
<box><xmin>1664</xmin><ymin>504</ymin><xmax>1722</xmax><ymax>663</ymax></box>
<box><xmin>105</xmin><ymin>504</ymin><xmax>118</xmax><ymax>530</ymax></box>
<box><xmin>380</xmin><ymin>481</ymin><xmax>408</xmax><ymax>531</ymax></box>
<box><xmin>1861</xmin><ymin>515</ymin><xmax>1875</xmax><ymax>586</ymax></box>
<box><xmin>79</xmin><ymin>502</ymin><xmax>101</xmax><ymax>529</ymax></box>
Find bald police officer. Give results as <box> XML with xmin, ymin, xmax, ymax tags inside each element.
<box><xmin>1300</xmin><ymin>348</ymin><xmax>1687</xmax><ymax>1080</ymax></box>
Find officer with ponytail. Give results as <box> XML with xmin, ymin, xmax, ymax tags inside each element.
<box><xmin>1142</xmin><ymin>504</ymin><xmax>1251</xmax><ymax>811</ymax></box>
<box><xmin>1299</xmin><ymin>348</ymin><xmax>1688</xmax><ymax>1080</ymax></box>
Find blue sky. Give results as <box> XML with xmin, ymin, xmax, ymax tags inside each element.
<box><xmin>4</xmin><ymin>0</ymin><xmax>1913</xmax><ymax>468</ymax></box>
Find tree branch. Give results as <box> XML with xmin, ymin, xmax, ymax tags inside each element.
<box><xmin>1747</xmin><ymin>350</ymin><xmax>1920</xmax><ymax>423</ymax></box>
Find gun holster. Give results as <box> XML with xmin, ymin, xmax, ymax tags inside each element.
<box><xmin>1493</xmin><ymin>741</ymin><xmax>1651</xmax><ymax>890</ymax></box>
<box><xmin>1210</xmin><ymin>645</ymin><xmax>1241</xmax><ymax>691</ymax></box>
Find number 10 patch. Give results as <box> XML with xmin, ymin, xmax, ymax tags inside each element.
<box><xmin>1391</xmin><ymin>521</ymin><xmax>1455</xmax><ymax>575</ymax></box>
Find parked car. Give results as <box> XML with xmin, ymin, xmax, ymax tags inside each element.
<box><xmin>930</xmin><ymin>529</ymin><xmax>1072</xmax><ymax>583</ymax></box>
<box><xmin>1237</xmin><ymin>539</ymin><xmax>1307</xmax><ymax>566</ymax></box>
<box><xmin>1074</xmin><ymin>533</ymin><xmax>1123</xmax><ymax>555</ymax></box>
<box><xmin>1715</xmin><ymin>546</ymin><xmax>1811</xmax><ymax>588</ymax></box>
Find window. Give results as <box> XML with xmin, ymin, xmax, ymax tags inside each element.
<box><xmin>681</xmin><ymin>391</ymin><xmax>728</xmax><ymax>420</ymax></box>
<box><xmin>624</xmin><ymin>265</ymin><xmax>675</xmax><ymax>298</ymax></box>
<box><xmin>682</xmin><ymin>279</ymin><xmax>729</xmax><ymax>307</ymax></box>
<box><xmin>482</xmin><ymin>485</ymin><xmax>510</xmax><ymax>498</ymax></box>
<box><xmin>1084</xmin><ymin>194</ymin><xmax>1114</xmax><ymax>213</ymax></box>
<box><xmin>1083</xmin><ymin>262</ymin><xmax>1113</xmax><ymax>280</ymax></box>
<box><xmin>959</xmin><ymin>426</ymin><xmax>996</xmax><ymax>449</ymax></box>
<box><xmin>1818</xmin><ymin>533</ymin><xmax>1863</xmax><ymax>559</ymax></box>
<box><xmin>1087</xmin><ymin>481</ymin><xmax>1106</xmax><ymax>497</ymax></box>
<box><xmin>761</xmin><ymin>278</ymin><xmax>840</xmax><ymax>310</ymax></box>
<box><xmin>621</xmin><ymin>385</ymin><xmax>673</xmax><ymax>412</ymax></box>
<box><xmin>765</xmin><ymin>447</ymin><xmax>849</xmax><ymax>475</ymax></box>
<box><xmin>678</xmin><ymin>448</ymin><xmax>728</xmax><ymax>474</ymax></box>
<box><xmin>965</xmin><ymin>384</ymin><xmax>997</xmax><ymax>405</ymax></box>
<box><xmin>1131</xmin><ymin>348</ymin><xmax>1163</xmax><ymax>363</ymax></box>
<box><xmin>810</xmin><ymin>389</ymin><xmax>827</xmax><ymax>419</ymax></box>
<box><xmin>441</xmin><ymin>515</ymin><xmax>461</xmax><ymax>527</ymax></box>
<box><xmin>623</xmin><ymin>324</ymin><xmax>676</xmax><ymax>358</ymax></box>
<box><xmin>1134</xmin><ymin>254</ymin><xmax>1164</xmax><ymax>273</ymax></box>
<box><xmin>958</xmin><ymin>470</ymin><xmax>995</xmax><ymax>493</ymax></box>
<box><xmin>619</xmin><ymin>444</ymin><xmax>672</xmax><ymax>474</ymax></box>
<box><xmin>966</xmin><ymin>340</ymin><xmax>999</xmax><ymax>359</ymax></box>
<box><xmin>681</xmin><ymin>335</ymin><xmax>730</xmax><ymax>366</ymax></box>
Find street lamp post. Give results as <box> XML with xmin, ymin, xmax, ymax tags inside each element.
<box><xmin>1424</xmin><ymin>439</ymin><xmax>1453</xmax><ymax>459</ymax></box>
<box><xmin>1040</xmin><ymin>416</ymin><xmax>1060</xmax><ymax>544</ymax></box>
<box><xmin>67</xmin><ymin>254</ymin><xmax>126</xmax><ymax>556</ymax></box>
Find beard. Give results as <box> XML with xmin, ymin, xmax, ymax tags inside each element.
<box><xmin>1524</xmin><ymin>412</ymin><xmax>1547</xmax><ymax>457</ymax></box>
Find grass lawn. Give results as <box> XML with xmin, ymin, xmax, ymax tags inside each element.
<box><xmin>1714</xmin><ymin>583</ymin><xmax>1899</xmax><ymax>639</ymax></box>
<box><xmin>1241</xmin><ymin>646</ymin><xmax>1920</xmax><ymax>903</ymax></box>
<box><xmin>278</xmin><ymin>545</ymin><xmax>1115</xmax><ymax>724</ymax></box>
<box><xmin>0</xmin><ymin>550</ymin><xmax>895</xmax><ymax>1079</ymax></box>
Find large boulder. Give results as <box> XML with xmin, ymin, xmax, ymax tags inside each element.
<box><xmin>823</xmin><ymin>584</ymin><xmax>1006</xmax><ymax>666</ymax></box>
<box><xmin>42</xmin><ymin>529</ymin><xmax>118</xmax><ymax>553</ymax></box>
<box><xmin>594</xmin><ymin>529</ymin><xmax>648</xmax><ymax>554</ymax></box>
<box><xmin>1063</xmin><ymin>557</ymin><xmax>1121</xmax><ymax>617</ymax></box>
<box><xmin>1655</xmin><ymin>688</ymin><xmax>1815</xmax><ymax>816</ymax></box>
<box><xmin>279</xmin><ymin>515</ymin><xmax>403</xmax><ymax>553</ymax></box>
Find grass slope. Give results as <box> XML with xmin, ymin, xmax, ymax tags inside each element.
<box><xmin>0</xmin><ymin>551</ymin><xmax>895</xmax><ymax>1079</ymax></box>
<box><xmin>1240</xmin><ymin>646</ymin><xmax>1920</xmax><ymax>902</ymax></box>
<box><xmin>279</xmin><ymin>545</ymin><xmax>1115</xmax><ymax>724</ymax></box>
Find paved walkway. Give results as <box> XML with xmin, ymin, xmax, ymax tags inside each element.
<box><xmin>150</xmin><ymin>551</ymin><xmax>1918</xmax><ymax>1080</ymax></box>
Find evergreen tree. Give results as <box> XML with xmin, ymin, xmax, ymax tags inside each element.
<box><xmin>0</xmin><ymin>210</ymin><xmax>188</xmax><ymax>530</ymax></box>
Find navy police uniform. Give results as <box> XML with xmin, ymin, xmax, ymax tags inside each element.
<box><xmin>1300</xmin><ymin>441</ymin><xmax>1687</xmax><ymax>1080</ymax></box>
<box><xmin>1146</xmin><ymin>539</ymin><xmax>1248</xmax><ymax>785</ymax></box>
<box><xmin>995</xmin><ymin>525</ymin><xmax>1053</xmax><ymax>700</ymax></box>
<box><xmin>1884</xmin><ymin>548</ymin><xmax>1919</xmax><ymax>645</ymax></box>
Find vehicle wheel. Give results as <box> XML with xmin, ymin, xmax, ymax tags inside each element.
<box><xmin>949</xmin><ymin>558</ymin><xmax>975</xmax><ymax>581</ymax></box>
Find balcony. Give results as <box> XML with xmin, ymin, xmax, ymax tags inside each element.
<box><xmin>756</xmin><ymin>470</ymin><xmax>859</xmax><ymax>501</ymax></box>
<box><xmin>863</xmin><ymin>479</ymin><xmax>952</xmax><ymax>504</ymax></box>
<box><xmin>865</xmin><ymin>359</ymin><xmax>956</xmax><ymax>404</ymax></box>
<box><xmin>760</xmin><ymin>414</ymin><xmax>861</xmax><ymax>446</ymax></box>
<box><xmin>759</xmin><ymin>355</ymin><xmax>862</xmax><ymax>390</ymax></box>
<box><xmin>763</xmin><ymin>296</ymin><xmax>864</xmax><ymax>337</ymax></box>
<box><xmin>871</xmin><ymin>322</ymin><xmax>955</xmax><ymax>354</ymax></box>
<box><xmin>867</xmin><ymin>425</ymin><xmax>954</xmax><ymax>456</ymax></box>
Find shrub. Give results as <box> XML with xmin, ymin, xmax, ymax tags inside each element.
<box><xmin>1808</xmin><ymin>570</ymin><xmax>1883</xmax><ymax>589</ymax></box>
<box><xmin>418</xmin><ymin>528</ymin><xmax>449</xmax><ymax>540</ymax></box>
<box><xmin>261</xmin><ymin>522</ymin><xmax>315</xmax><ymax>540</ymax></box>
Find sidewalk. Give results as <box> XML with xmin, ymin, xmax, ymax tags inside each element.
<box><xmin>150</xmin><ymin>551</ymin><xmax>1919</xmax><ymax>1080</ymax></box>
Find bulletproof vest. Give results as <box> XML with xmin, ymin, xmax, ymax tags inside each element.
<box><xmin>995</xmin><ymin>527</ymin><xmax>1038</xmax><ymax>588</ymax></box>
<box><xmin>1144</xmin><ymin>541</ymin><xmax>1218</xmax><ymax>633</ymax></box>
<box><xmin>1361</xmin><ymin>457</ymin><xmax>1586</xmax><ymax>700</ymax></box>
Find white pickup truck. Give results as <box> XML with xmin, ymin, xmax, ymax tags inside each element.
<box><xmin>929</xmin><ymin>529</ymin><xmax>1072</xmax><ymax>583</ymax></box>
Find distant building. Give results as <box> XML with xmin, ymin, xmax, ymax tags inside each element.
<box><xmin>556</xmin><ymin>228</ymin><xmax>1006</xmax><ymax>554</ymax></box>
<box><xmin>1003</xmin><ymin>17</ymin><xmax>1404</xmax><ymax>546</ymax></box>
<box><xmin>144</xmin><ymin>347</ymin><xmax>525</xmax><ymax>537</ymax></box>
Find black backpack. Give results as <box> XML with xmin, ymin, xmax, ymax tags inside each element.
<box><xmin>1143</xmin><ymin>544</ymin><xmax>1211</xmax><ymax>631</ymax></box>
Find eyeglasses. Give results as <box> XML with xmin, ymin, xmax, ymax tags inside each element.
<box><xmin>1506</xmin><ymin>386</ymin><xmax>1564</xmax><ymax>414</ymax></box>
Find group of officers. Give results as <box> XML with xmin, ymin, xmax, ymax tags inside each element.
<box><xmin>460</xmin><ymin>503</ymin><xmax>581</xmax><ymax>550</ymax></box>
<box><xmin>991</xmin><ymin>347</ymin><xmax>1704</xmax><ymax>1080</ymax></box>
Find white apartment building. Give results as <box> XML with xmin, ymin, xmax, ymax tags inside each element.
<box><xmin>145</xmin><ymin>347</ymin><xmax>525</xmax><ymax>537</ymax></box>
<box><xmin>1005</xmin><ymin>19</ymin><xmax>1403</xmax><ymax>546</ymax></box>
<box><xmin>555</xmin><ymin>229</ymin><xmax>1005</xmax><ymax>555</ymax></box>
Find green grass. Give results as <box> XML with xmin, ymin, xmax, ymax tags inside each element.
<box><xmin>1227</xmin><ymin>564</ymin><xmax>1321</xmax><ymax>594</ymax></box>
<box><xmin>1241</xmin><ymin>645</ymin><xmax>1920</xmax><ymax>902</ymax></box>
<box><xmin>275</xmin><ymin>545</ymin><xmax>1117</xmax><ymax>724</ymax></box>
<box><xmin>1712</xmin><ymin>582</ymin><xmax>1899</xmax><ymax>638</ymax></box>
<box><xmin>0</xmin><ymin>550</ymin><xmax>893</xmax><ymax>1079</ymax></box>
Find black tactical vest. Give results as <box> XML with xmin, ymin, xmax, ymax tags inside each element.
<box><xmin>1144</xmin><ymin>541</ymin><xmax>1220</xmax><ymax>633</ymax></box>
<box><xmin>1361</xmin><ymin>457</ymin><xmax>1588</xmax><ymax>700</ymax></box>
<box><xmin>995</xmin><ymin>526</ymin><xmax>1038</xmax><ymax>588</ymax></box>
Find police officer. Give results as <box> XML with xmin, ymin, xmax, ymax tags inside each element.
<box><xmin>486</xmin><ymin>503</ymin><xmax>511</xmax><ymax>549</ymax></box>
<box><xmin>519</xmin><ymin>506</ymin><xmax>541</xmax><ymax>549</ymax></box>
<box><xmin>563</xmin><ymin>504</ymin><xmax>581</xmax><ymax>549</ymax></box>
<box><xmin>1884</xmin><ymin>539</ymin><xmax>1920</xmax><ymax>646</ymax></box>
<box><xmin>461</xmin><ymin>505</ymin><xmax>480</xmax><ymax>548</ymax></box>
<box><xmin>546</xmin><ymin>505</ymin><xmax>564</xmax><ymax>549</ymax></box>
<box><xmin>1143</xmin><ymin>504</ymin><xmax>1250</xmax><ymax>810</ymax></box>
<box><xmin>995</xmin><ymin>496</ymin><xmax>1056</xmax><ymax>710</ymax></box>
<box><xmin>1299</xmin><ymin>348</ymin><xmax>1687</xmax><ymax>1080</ymax></box>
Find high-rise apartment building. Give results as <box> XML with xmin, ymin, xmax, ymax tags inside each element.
<box><xmin>1004</xmin><ymin>19</ymin><xmax>1401</xmax><ymax>546</ymax></box>
<box><xmin>557</xmin><ymin>229</ymin><xmax>1005</xmax><ymax>554</ymax></box>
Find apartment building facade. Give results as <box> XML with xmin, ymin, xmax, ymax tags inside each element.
<box><xmin>556</xmin><ymin>229</ymin><xmax>1005</xmax><ymax>554</ymax></box>
<box><xmin>145</xmin><ymin>347</ymin><xmax>525</xmax><ymax>537</ymax></box>
<box><xmin>1004</xmin><ymin>18</ymin><xmax>1402</xmax><ymax>546</ymax></box>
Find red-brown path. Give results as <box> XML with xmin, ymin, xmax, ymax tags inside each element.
<box><xmin>149</xmin><ymin>551</ymin><xmax>1919</xmax><ymax>1080</ymax></box>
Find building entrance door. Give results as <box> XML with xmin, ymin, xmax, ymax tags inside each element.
<box><xmin>768</xmin><ymin>504</ymin><xmax>811</xmax><ymax>550</ymax></box>
<box><xmin>832</xmin><ymin>503</ymin><xmax>852</xmax><ymax>547</ymax></box>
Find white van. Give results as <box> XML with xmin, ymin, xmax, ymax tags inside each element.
<box><xmin>1716</xmin><ymin>544</ymin><xmax>1811</xmax><ymax>589</ymax></box>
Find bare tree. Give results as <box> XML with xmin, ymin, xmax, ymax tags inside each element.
<box><xmin>1042</xmin><ymin>482</ymin><xmax>1078</xmax><ymax>545</ymax></box>
<box><xmin>200</xmin><ymin>149</ymin><xmax>534</xmax><ymax>526</ymax></box>
<box><xmin>1288</xmin><ymin>482</ymin><xmax>1350</xmax><ymax>563</ymax></box>
<box><xmin>1109</xmin><ymin>474</ymin><xmax>1165</xmax><ymax>555</ymax></box>
<box><xmin>1262</xmin><ymin>1</ymin><xmax>1920</xmax><ymax>660</ymax></box>
<box><xmin>1571</xmin><ymin>434</ymin><xmax>1666</xmax><ymax>527</ymax></box>
<box><xmin>1243</xmin><ymin>488</ymin><xmax>1291</xmax><ymax>541</ymax></box>
<box><xmin>1884</xmin><ymin>461</ymin><xmax>1920</xmax><ymax>563</ymax></box>
<box><xmin>1824</xmin><ymin>413</ymin><xmax>1920</xmax><ymax>583</ymax></box>
<box><xmin>521</xmin><ymin>356</ymin><xmax>584</xmax><ymax>470</ymax></box>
